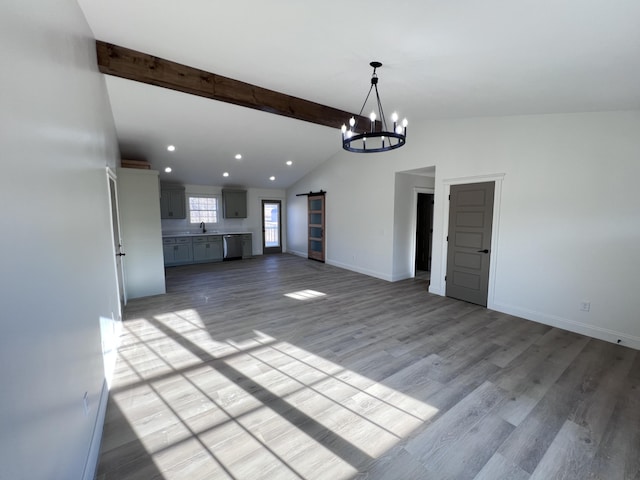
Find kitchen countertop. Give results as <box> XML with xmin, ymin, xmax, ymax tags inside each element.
<box><xmin>162</xmin><ymin>232</ymin><xmax>251</xmax><ymax>237</ymax></box>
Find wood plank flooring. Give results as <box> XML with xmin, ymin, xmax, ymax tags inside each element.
<box><xmin>97</xmin><ymin>254</ymin><xmax>639</xmax><ymax>480</ymax></box>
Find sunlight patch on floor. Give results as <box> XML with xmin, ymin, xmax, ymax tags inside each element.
<box><xmin>109</xmin><ymin>313</ymin><xmax>440</xmax><ymax>479</ymax></box>
<box><xmin>284</xmin><ymin>289</ymin><xmax>327</xmax><ymax>300</ymax></box>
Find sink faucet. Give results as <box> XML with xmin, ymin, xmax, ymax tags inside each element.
<box><xmin>199</xmin><ymin>222</ymin><xmax>206</xmax><ymax>233</ymax></box>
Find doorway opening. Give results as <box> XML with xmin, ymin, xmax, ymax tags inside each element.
<box><xmin>262</xmin><ymin>200</ymin><xmax>282</xmax><ymax>254</ymax></box>
<box><xmin>415</xmin><ymin>193</ymin><xmax>434</xmax><ymax>284</ymax></box>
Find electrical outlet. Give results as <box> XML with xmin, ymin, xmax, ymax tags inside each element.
<box><xmin>580</xmin><ymin>301</ymin><xmax>591</xmax><ymax>312</ymax></box>
<box><xmin>83</xmin><ymin>392</ymin><xmax>89</xmax><ymax>416</ymax></box>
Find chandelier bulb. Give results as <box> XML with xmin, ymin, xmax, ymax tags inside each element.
<box><xmin>391</xmin><ymin>112</ymin><xmax>398</xmax><ymax>122</ymax></box>
<box><xmin>370</xmin><ymin>111</ymin><xmax>376</xmax><ymax>122</ymax></box>
<box><xmin>402</xmin><ymin>118</ymin><xmax>408</xmax><ymax>127</ymax></box>
<box><xmin>341</xmin><ymin>124</ymin><xmax>347</xmax><ymax>133</ymax></box>
<box><xmin>349</xmin><ymin>117</ymin><xmax>356</xmax><ymax>127</ymax></box>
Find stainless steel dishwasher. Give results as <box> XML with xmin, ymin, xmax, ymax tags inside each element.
<box><xmin>223</xmin><ymin>234</ymin><xmax>243</xmax><ymax>260</ymax></box>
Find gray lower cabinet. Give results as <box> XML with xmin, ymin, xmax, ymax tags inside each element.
<box><xmin>241</xmin><ymin>234</ymin><xmax>252</xmax><ymax>258</ymax></box>
<box><xmin>163</xmin><ymin>237</ymin><xmax>193</xmax><ymax>266</ymax></box>
<box><xmin>192</xmin><ymin>236</ymin><xmax>223</xmax><ymax>263</ymax></box>
<box><xmin>163</xmin><ymin>235</ymin><xmax>225</xmax><ymax>266</ymax></box>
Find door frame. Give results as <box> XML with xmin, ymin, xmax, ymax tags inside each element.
<box><xmin>261</xmin><ymin>199</ymin><xmax>283</xmax><ymax>254</ymax></box>
<box><xmin>440</xmin><ymin>173</ymin><xmax>504</xmax><ymax>310</ymax></box>
<box><xmin>410</xmin><ymin>187</ymin><xmax>435</xmax><ymax>277</ymax></box>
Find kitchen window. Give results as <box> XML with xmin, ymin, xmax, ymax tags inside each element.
<box><xmin>188</xmin><ymin>195</ymin><xmax>218</xmax><ymax>224</ymax></box>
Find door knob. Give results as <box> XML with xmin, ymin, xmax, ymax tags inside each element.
<box><xmin>116</xmin><ymin>252</ymin><xmax>126</xmax><ymax>256</ymax></box>
<box><xmin>477</xmin><ymin>249</ymin><xmax>489</xmax><ymax>253</ymax></box>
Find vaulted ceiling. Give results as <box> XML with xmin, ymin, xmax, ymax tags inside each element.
<box><xmin>77</xmin><ymin>1</ymin><xmax>640</xmax><ymax>189</ymax></box>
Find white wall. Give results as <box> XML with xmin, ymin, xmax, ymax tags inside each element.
<box><xmin>161</xmin><ymin>184</ymin><xmax>286</xmax><ymax>255</ymax></box>
<box><xmin>0</xmin><ymin>0</ymin><xmax>122</xmax><ymax>479</ymax></box>
<box><xmin>287</xmin><ymin>153</ymin><xmax>401</xmax><ymax>278</ymax></box>
<box><xmin>117</xmin><ymin>168</ymin><xmax>166</xmax><ymax>299</ymax></box>
<box><xmin>287</xmin><ymin>111</ymin><xmax>640</xmax><ymax>348</ymax></box>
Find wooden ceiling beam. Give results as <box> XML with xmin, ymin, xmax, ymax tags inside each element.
<box><xmin>96</xmin><ymin>41</ymin><xmax>375</xmax><ymax>132</ymax></box>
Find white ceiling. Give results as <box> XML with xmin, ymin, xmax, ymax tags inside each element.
<box><xmin>78</xmin><ymin>0</ymin><xmax>640</xmax><ymax>189</ymax></box>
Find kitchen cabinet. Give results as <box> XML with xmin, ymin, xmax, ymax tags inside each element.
<box><xmin>222</xmin><ymin>189</ymin><xmax>247</xmax><ymax>218</ymax></box>
<box><xmin>163</xmin><ymin>237</ymin><xmax>193</xmax><ymax>265</ymax></box>
<box><xmin>192</xmin><ymin>235</ymin><xmax>223</xmax><ymax>263</ymax></box>
<box><xmin>162</xmin><ymin>234</ymin><xmax>250</xmax><ymax>266</ymax></box>
<box><xmin>241</xmin><ymin>234</ymin><xmax>252</xmax><ymax>258</ymax></box>
<box><xmin>160</xmin><ymin>185</ymin><xmax>186</xmax><ymax>219</ymax></box>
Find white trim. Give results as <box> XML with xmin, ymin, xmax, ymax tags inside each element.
<box><xmin>326</xmin><ymin>258</ymin><xmax>393</xmax><ymax>281</ymax></box>
<box><xmin>493</xmin><ymin>301</ymin><xmax>640</xmax><ymax>350</ymax></box>
<box><xmin>441</xmin><ymin>173</ymin><xmax>505</xmax><ymax>309</ymax></box>
<box><xmin>428</xmin><ymin>284</ymin><xmax>445</xmax><ymax>296</ymax></box>
<box><xmin>410</xmin><ymin>187</ymin><xmax>435</xmax><ymax>278</ymax></box>
<box><xmin>81</xmin><ymin>379</ymin><xmax>109</xmax><ymax>480</ymax></box>
<box><xmin>286</xmin><ymin>253</ymin><xmax>404</xmax><ymax>282</ymax></box>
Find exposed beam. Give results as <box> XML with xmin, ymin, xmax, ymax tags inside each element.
<box><xmin>96</xmin><ymin>41</ymin><xmax>375</xmax><ymax>132</ymax></box>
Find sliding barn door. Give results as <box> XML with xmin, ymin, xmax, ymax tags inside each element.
<box><xmin>308</xmin><ymin>194</ymin><xmax>325</xmax><ymax>262</ymax></box>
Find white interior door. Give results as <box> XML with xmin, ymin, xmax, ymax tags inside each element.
<box><xmin>108</xmin><ymin>174</ymin><xmax>126</xmax><ymax>309</ymax></box>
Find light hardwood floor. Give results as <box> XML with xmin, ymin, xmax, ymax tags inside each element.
<box><xmin>97</xmin><ymin>254</ymin><xmax>639</xmax><ymax>480</ymax></box>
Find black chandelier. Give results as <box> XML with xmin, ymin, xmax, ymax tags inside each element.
<box><xmin>341</xmin><ymin>61</ymin><xmax>407</xmax><ymax>153</ymax></box>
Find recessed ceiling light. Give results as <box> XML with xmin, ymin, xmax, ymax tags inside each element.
<box><xmin>223</xmin><ymin>172</ymin><xmax>229</xmax><ymax>177</ymax></box>
<box><xmin>164</xmin><ymin>167</ymin><xmax>172</xmax><ymax>173</ymax></box>
<box><xmin>235</xmin><ymin>154</ymin><xmax>242</xmax><ymax>160</ymax></box>
<box><xmin>269</xmin><ymin>176</ymin><xmax>275</xmax><ymax>181</ymax></box>
<box><xmin>167</xmin><ymin>145</ymin><xmax>176</xmax><ymax>152</ymax></box>
<box><xmin>286</xmin><ymin>160</ymin><xmax>293</xmax><ymax>166</ymax></box>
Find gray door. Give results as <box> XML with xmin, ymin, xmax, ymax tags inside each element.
<box><xmin>446</xmin><ymin>181</ymin><xmax>495</xmax><ymax>306</ymax></box>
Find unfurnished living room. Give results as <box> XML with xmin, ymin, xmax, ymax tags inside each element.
<box><xmin>1</xmin><ymin>1</ymin><xmax>639</xmax><ymax>480</ymax></box>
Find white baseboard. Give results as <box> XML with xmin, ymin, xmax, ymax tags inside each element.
<box><xmin>325</xmin><ymin>259</ymin><xmax>393</xmax><ymax>281</ymax></box>
<box><xmin>390</xmin><ymin>272</ymin><xmax>412</xmax><ymax>282</ymax></box>
<box><xmin>429</xmin><ymin>284</ymin><xmax>445</xmax><ymax>296</ymax></box>
<box><xmin>493</xmin><ymin>301</ymin><xmax>640</xmax><ymax>350</ymax></box>
<box><xmin>286</xmin><ymin>249</ymin><xmax>307</xmax><ymax>258</ymax></box>
<box><xmin>82</xmin><ymin>379</ymin><xmax>109</xmax><ymax>480</ymax></box>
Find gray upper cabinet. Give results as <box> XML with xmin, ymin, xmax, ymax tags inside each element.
<box><xmin>222</xmin><ymin>189</ymin><xmax>247</xmax><ymax>218</ymax></box>
<box><xmin>160</xmin><ymin>185</ymin><xmax>186</xmax><ymax>219</ymax></box>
